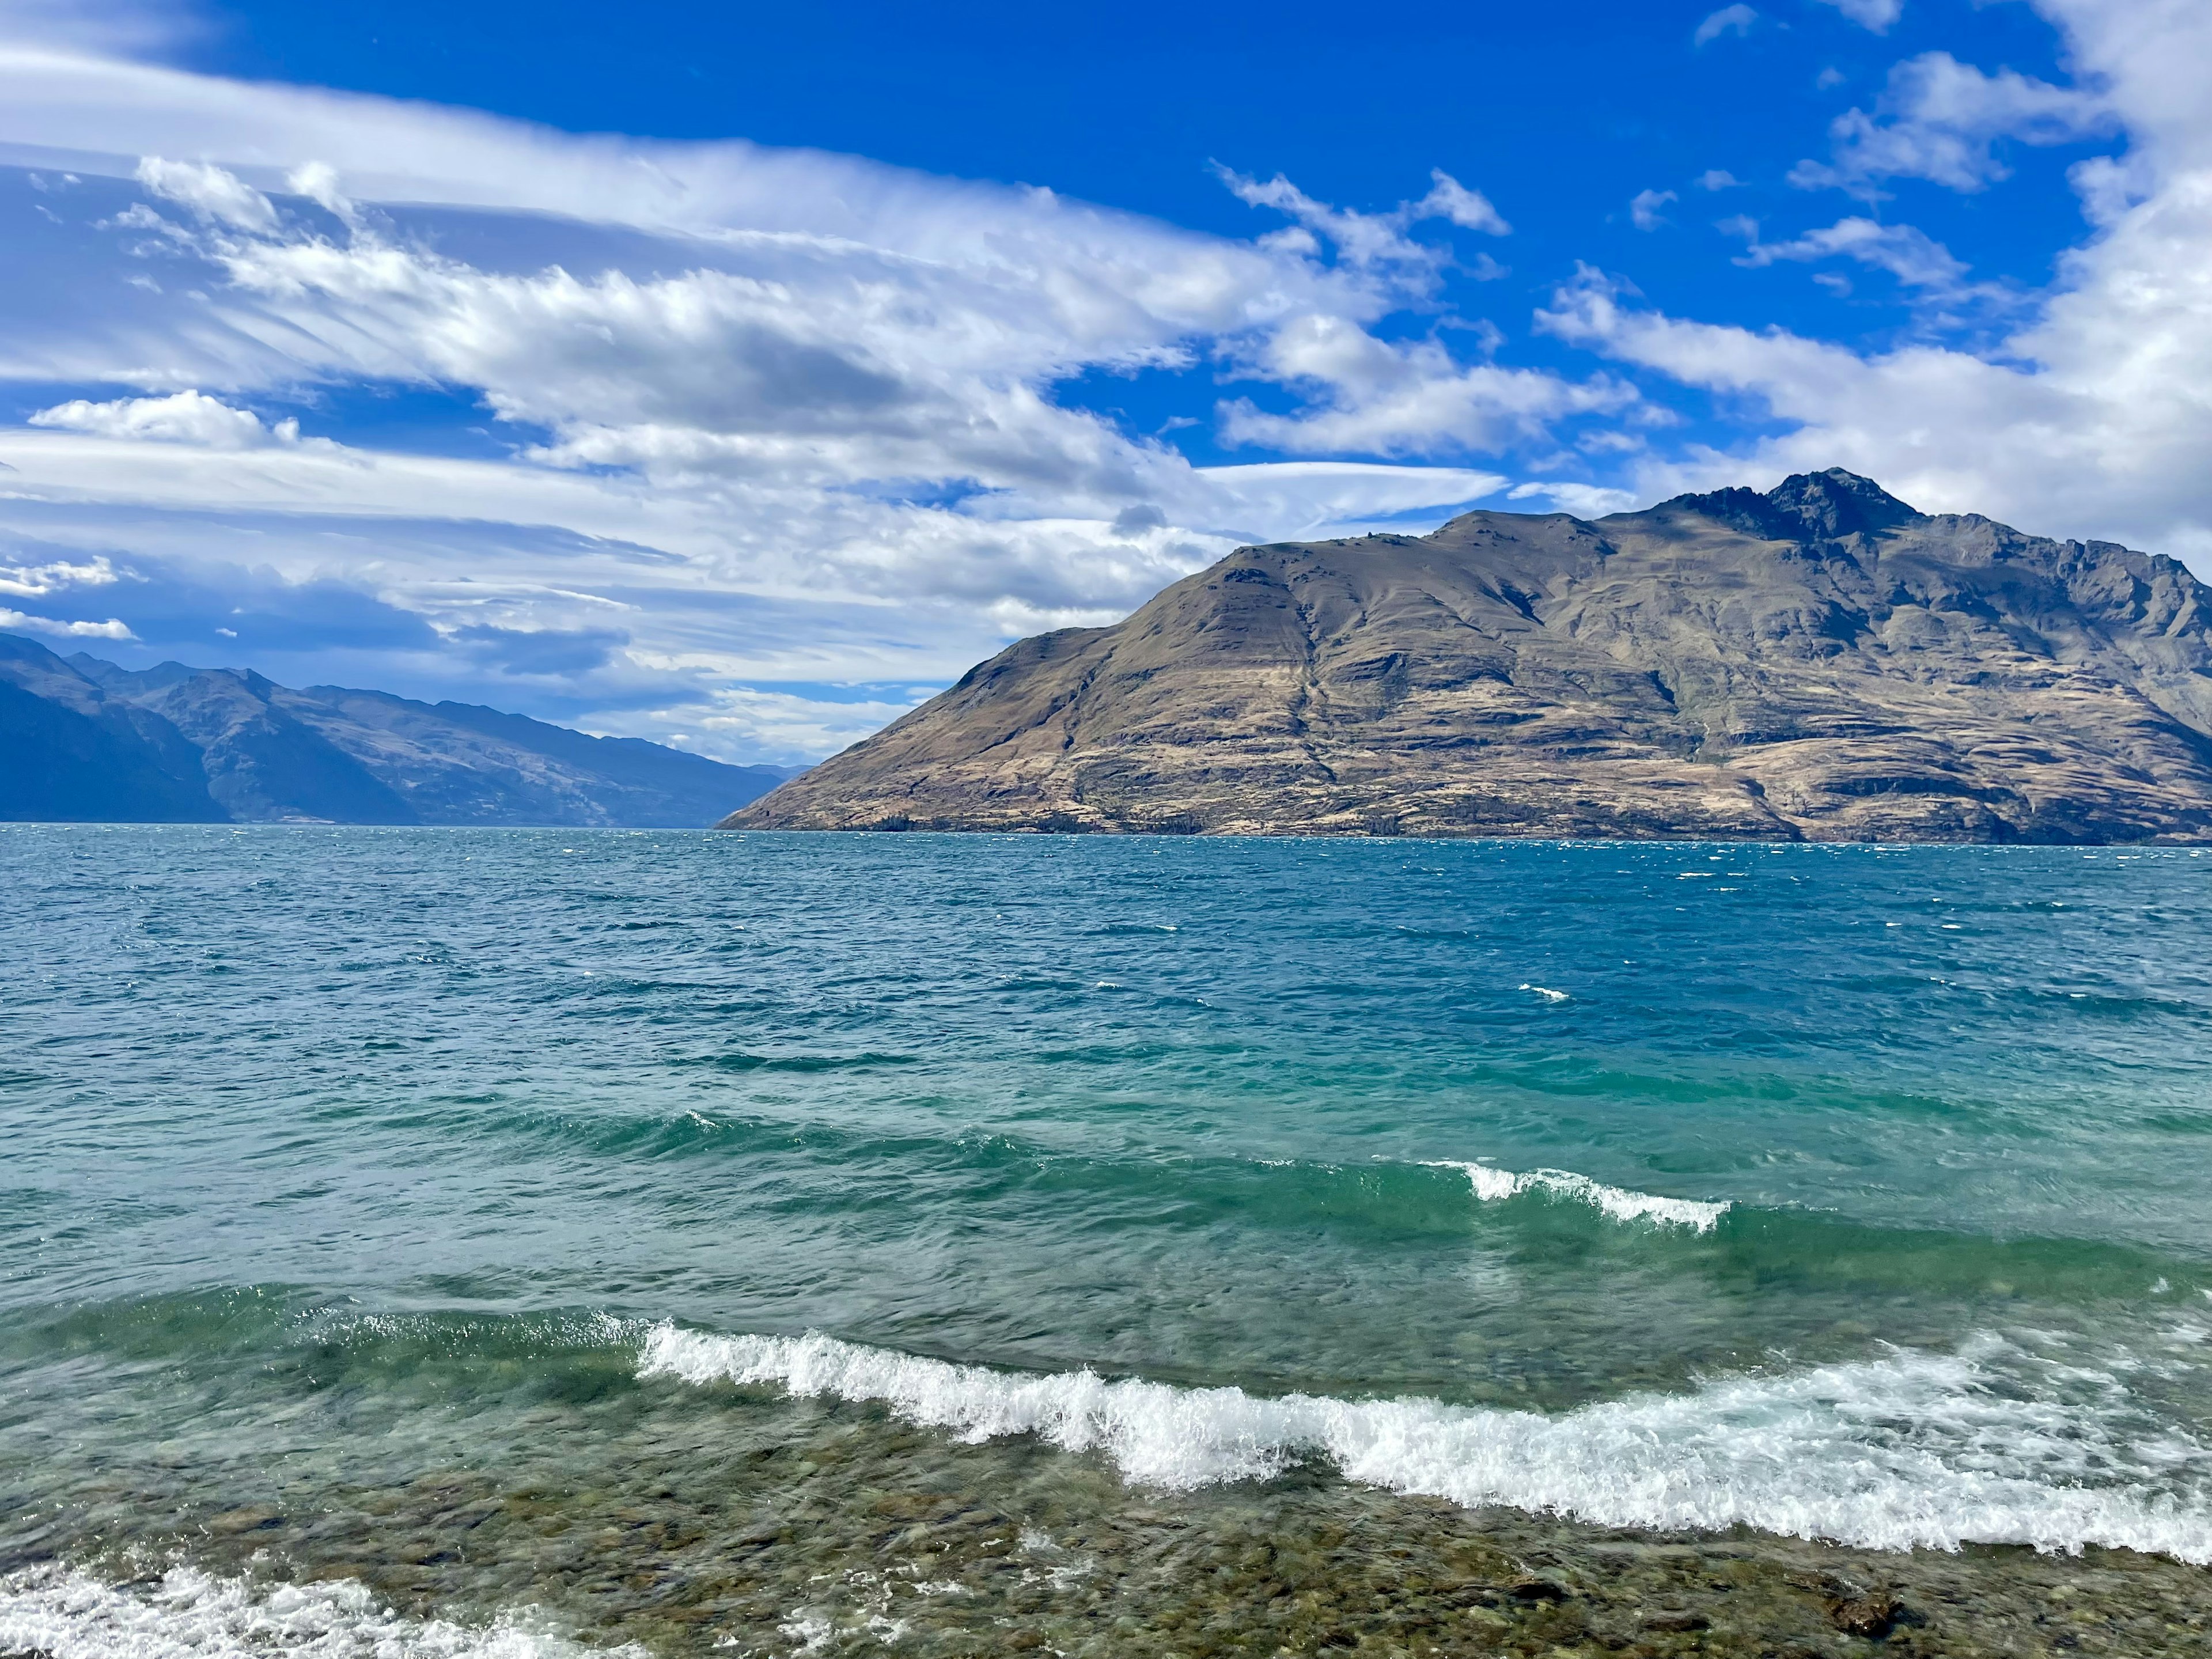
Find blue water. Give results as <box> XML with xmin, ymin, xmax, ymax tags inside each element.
<box><xmin>5</xmin><ymin>827</ymin><xmax>2212</xmax><ymax>1651</ymax></box>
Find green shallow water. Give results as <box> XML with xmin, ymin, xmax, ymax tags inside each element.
<box><xmin>4</xmin><ymin>827</ymin><xmax>2212</xmax><ymax>1654</ymax></box>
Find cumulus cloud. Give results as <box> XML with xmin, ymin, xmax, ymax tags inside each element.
<box><xmin>0</xmin><ymin>605</ymin><xmax>133</xmax><ymax>638</ymax></box>
<box><xmin>1695</xmin><ymin>170</ymin><xmax>1744</xmax><ymax>191</ymax></box>
<box><xmin>1630</xmin><ymin>190</ymin><xmax>1677</xmax><ymax>231</ymax></box>
<box><xmin>1694</xmin><ymin>6</ymin><xmax>1758</xmax><ymax>47</ymax></box>
<box><xmin>1790</xmin><ymin>51</ymin><xmax>2112</xmax><ymax>195</ymax></box>
<box><xmin>31</xmin><ymin>389</ymin><xmax>302</xmax><ymax>447</ymax></box>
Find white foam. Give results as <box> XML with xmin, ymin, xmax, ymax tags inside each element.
<box><xmin>0</xmin><ymin>1565</ymin><xmax>637</xmax><ymax>1659</ymax></box>
<box><xmin>1517</xmin><ymin>983</ymin><xmax>1570</xmax><ymax>1002</ymax></box>
<box><xmin>1424</xmin><ymin>1159</ymin><xmax>1732</xmax><ymax>1233</ymax></box>
<box><xmin>638</xmin><ymin>1325</ymin><xmax>2212</xmax><ymax>1563</ymax></box>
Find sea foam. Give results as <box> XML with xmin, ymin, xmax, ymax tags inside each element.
<box><xmin>0</xmin><ymin>1565</ymin><xmax>635</xmax><ymax>1659</ymax></box>
<box><xmin>1423</xmin><ymin>1159</ymin><xmax>1732</xmax><ymax>1232</ymax></box>
<box><xmin>639</xmin><ymin>1324</ymin><xmax>2212</xmax><ymax>1563</ymax></box>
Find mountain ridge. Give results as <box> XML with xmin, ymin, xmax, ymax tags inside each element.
<box><xmin>2</xmin><ymin>637</ymin><xmax>793</xmax><ymax>827</ymax></box>
<box><xmin>728</xmin><ymin>470</ymin><xmax>2212</xmax><ymax>843</ymax></box>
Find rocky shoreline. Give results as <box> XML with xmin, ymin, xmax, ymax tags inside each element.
<box><xmin>11</xmin><ymin>1383</ymin><xmax>2209</xmax><ymax>1657</ymax></box>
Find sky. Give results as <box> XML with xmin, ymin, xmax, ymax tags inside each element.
<box><xmin>0</xmin><ymin>0</ymin><xmax>2205</xmax><ymax>763</ymax></box>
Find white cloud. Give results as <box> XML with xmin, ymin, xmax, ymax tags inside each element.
<box><xmin>0</xmin><ymin>121</ymin><xmax>1604</xmax><ymax>749</ymax></box>
<box><xmin>1695</xmin><ymin>170</ymin><xmax>1744</xmax><ymax>191</ymax></box>
<box><xmin>1694</xmin><ymin>6</ymin><xmax>1758</xmax><ymax>47</ymax></box>
<box><xmin>1408</xmin><ymin>171</ymin><xmax>1513</xmax><ymax>236</ymax></box>
<box><xmin>1218</xmin><ymin>166</ymin><xmax>1508</xmax><ymax>277</ymax></box>
<box><xmin>1217</xmin><ymin>312</ymin><xmax>1638</xmax><ymax>459</ymax></box>
<box><xmin>282</xmin><ymin>159</ymin><xmax>359</xmax><ymax>228</ymax></box>
<box><xmin>1790</xmin><ymin>51</ymin><xmax>2112</xmax><ymax>195</ymax></box>
<box><xmin>1183</xmin><ymin>461</ymin><xmax>1513</xmax><ymax>539</ymax></box>
<box><xmin>0</xmin><ymin>552</ymin><xmax>118</xmax><ymax>597</ymax></box>
<box><xmin>0</xmin><ymin>30</ymin><xmax>1584</xmax><ymax>765</ymax></box>
<box><xmin>0</xmin><ymin>0</ymin><xmax>195</xmax><ymax>57</ymax></box>
<box><xmin>30</xmin><ymin>389</ymin><xmax>302</xmax><ymax>447</ymax></box>
<box><xmin>615</xmin><ymin>683</ymin><xmax>926</xmax><ymax>766</ymax></box>
<box><xmin>0</xmin><ymin>604</ymin><xmax>134</xmax><ymax>638</ymax></box>
<box><xmin>1630</xmin><ymin>189</ymin><xmax>1677</xmax><ymax>231</ymax></box>
<box><xmin>1535</xmin><ymin>0</ymin><xmax>2212</xmax><ymax>572</ymax></box>
<box><xmin>1812</xmin><ymin>0</ymin><xmax>1903</xmax><ymax>33</ymax></box>
<box><xmin>1506</xmin><ymin>480</ymin><xmax>1640</xmax><ymax>517</ymax></box>
<box><xmin>12</xmin><ymin>139</ymin><xmax>1580</xmax><ymax>515</ymax></box>
<box><xmin>1730</xmin><ymin>215</ymin><xmax>1978</xmax><ymax>292</ymax></box>
<box><xmin>134</xmin><ymin>154</ymin><xmax>278</xmax><ymax>231</ymax></box>
<box><xmin>0</xmin><ymin>0</ymin><xmax>2200</xmax><ymax>761</ymax></box>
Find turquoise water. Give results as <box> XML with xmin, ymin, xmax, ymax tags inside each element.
<box><xmin>5</xmin><ymin>827</ymin><xmax>2212</xmax><ymax>1653</ymax></box>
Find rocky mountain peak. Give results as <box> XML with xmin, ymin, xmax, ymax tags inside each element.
<box><xmin>732</xmin><ymin>476</ymin><xmax>2212</xmax><ymax>844</ymax></box>
<box><xmin>1766</xmin><ymin>468</ymin><xmax>1920</xmax><ymax>536</ymax></box>
<box><xmin>1660</xmin><ymin>468</ymin><xmax>1920</xmax><ymax>544</ymax></box>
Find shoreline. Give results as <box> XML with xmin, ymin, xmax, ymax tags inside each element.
<box><xmin>11</xmin><ymin>1426</ymin><xmax>2210</xmax><ymax>1658</ymax></box>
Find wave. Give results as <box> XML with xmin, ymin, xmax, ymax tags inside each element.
<box><xmin>0</xmin><ymin>1565</ymin><xmax>637</xmax><ymax>1659</ymax></box>
<box><xmin>638</xmin><ymin>1323</ymin><xmax>2212</xmax><ymax>1563</ymax></box>
<box><xmin>1422</xmin><ymin>1159</ymin><xmax>1731</xmax><ymax>1232</ymax></box>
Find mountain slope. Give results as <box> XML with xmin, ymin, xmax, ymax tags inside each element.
<box><xmin>729</xmin><ymin>471</ymin><xmax>2212</xmax><ymax>843</ymax></box>
<box><xmin>0</xmin><ymin>636</ymin><xmax>229</xmax><ymax>824</ymax></box>
<box><xmin>2</xmin><ymin>641</ymin><xmax>791</xmax><ymax>826</ymax></box>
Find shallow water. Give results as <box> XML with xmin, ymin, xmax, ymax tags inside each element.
<box><xmin>4</xmin><ymin>827</ymin><xmax>2211</xmax><ymax>1653</ymax></box>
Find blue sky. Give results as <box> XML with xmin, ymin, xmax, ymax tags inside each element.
<box><xmin>0</xmin><ymin>0</ymin><xmax>2204</xmax><ymax>760</ymax></box>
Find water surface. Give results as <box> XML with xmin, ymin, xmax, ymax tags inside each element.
<box><xmin>4</xmin><ymin>828</ymin><xmax>2211</xmax><ymax>1653</ymax></box>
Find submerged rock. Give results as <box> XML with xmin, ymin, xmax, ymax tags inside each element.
<box><xmin>1828</xmin><ymin>1585</ymin><xmax>1905</xmax><ymax>1637</ymax></box>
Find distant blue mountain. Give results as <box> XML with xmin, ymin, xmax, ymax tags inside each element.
<box><xmin>0</xmin><ymin>633</ymin><xmax>800</xmax><ymax>826</ymax></box>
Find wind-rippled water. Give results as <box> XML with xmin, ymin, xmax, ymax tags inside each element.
<box><xmin>5</xmin><ymin>827</ymin><xmax>2212</xmax><ymax>1656</ymax></box>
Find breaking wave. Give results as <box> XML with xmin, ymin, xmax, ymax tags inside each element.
<box><xmin>1421</xmin><ymin>1158</ymin><xmax>1732</xmax><ymax>1232</ymax></box>
<box><xmin>639</xmin><ymin>1324</ymin><xmax>2212</xmax><ymax>1563</ymax></box>
<box><xmin>0</xmin><ymin>1565</ymin><xmax>636</xmax><ymax>1659</ymax></box>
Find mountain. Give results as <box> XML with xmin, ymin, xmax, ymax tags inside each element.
<box><xmin>728</xmin><ymin>471</ymin><xmax>2212</xmax><ymax>843</ymax></box>
<box><xmin>0</xmin><ymin>637</ymin><xmax>796</xmax><ymax>827</ymax></box>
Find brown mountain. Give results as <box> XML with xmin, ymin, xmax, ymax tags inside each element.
<box><xmin>727</xmin><ymin>470</ymin><xmax>2212</xmax><ymax>843</ymax></box>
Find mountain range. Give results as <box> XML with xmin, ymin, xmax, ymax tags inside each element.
<box><xmin>730</xmin><ymin>470</ymin><xmax>2212</xmax><ymax>843</ymax></box>
<box><xmin>1</xmin><ymin>635</ymin><xmax>793</xmax><ymax>827</ymax></box>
